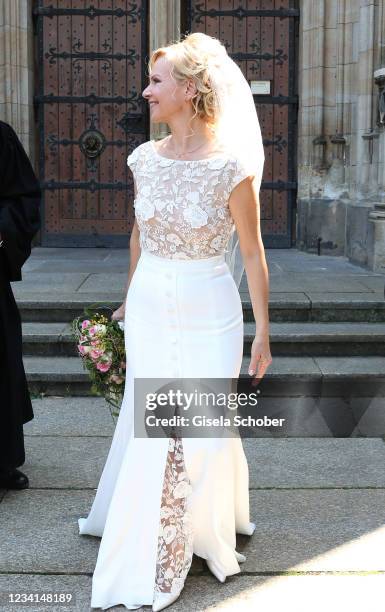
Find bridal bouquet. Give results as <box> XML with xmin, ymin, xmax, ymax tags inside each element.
<box><xmin>72</xmin><ymin>305</ymin><xmax>126</xmax><ymax>412</ymax></box>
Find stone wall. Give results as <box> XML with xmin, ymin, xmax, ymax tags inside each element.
<box><xmin>149</xmin><ymin>0</ymin><xmax>181</xmax><ymax>141</ymax></box>
<box><xmin>297</xmin><ymin>0</ymin><xmax>385</xmax><ymax>270</ymax></box>
<box><xmin>2</xmin><ymin>1</ymin><xmax>384</xmax><ymax>268</ymax></box>
<box><xmin>0</xmin><ymin>0</ymin><xmax>36</xmax><ymax>162</ymax></box>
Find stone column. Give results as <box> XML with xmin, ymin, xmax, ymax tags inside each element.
<box><xmin>297</xmin><ymin>0</ymin><xmax>349</xmax><ymax>255</ymax></box>
<box><xmin>149</xmin><ymin>0</ymin><xmax>181</xmax><ymax>141</ymax></box>
<box><xmin>368</xmin><ymin>0</ymin><xmax>385</xmax><ymax>273</ymax></box>
<box><xmin>0</xmin><ymin>0</ymin><xmax>36</xmax><ymax>162</ymax></box>
<box><xmin>297</xmin><ymin>0</ymin><xmax>385</xmax><ymax>270</ymax></box>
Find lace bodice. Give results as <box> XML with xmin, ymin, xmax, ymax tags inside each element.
<box><xmin>127</xmin><ymin>140</ymin><xmax>251</xmax><ymax>259</ymax></box>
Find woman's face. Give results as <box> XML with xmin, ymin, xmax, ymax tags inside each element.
<box><xmin>142</xmin><ymin>56</ymin><xmax>192</xmax><ymax>123</ymax></box>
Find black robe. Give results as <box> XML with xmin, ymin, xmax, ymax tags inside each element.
<box><xmin>0</xmin><ymin>121</ymin><xmax>41</xmax><ymax>470</ymax></box>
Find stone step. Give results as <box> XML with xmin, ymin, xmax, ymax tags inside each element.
<box><xmin>15</xmin><ymin>292</ymin><xmax>385</xmax><ymax>323</ymax></box>
<box><xmin>245</xmin><ymin>321</ymin><xmax>385</xmax><ymax>356</ymax></box>
<box><xmin>23</xmin><ymin>398</ymin><xmax>385</xmax><ymax>483</ymax></box>
<box><xmin>24</xmin><ymin>355</ymin><xmax>385</xmax><ymax>400</ymax></box>
<box><xmin>22</xmin><ymin>321</ymin><xmax>385</xmax><ymax>357</ymax></box>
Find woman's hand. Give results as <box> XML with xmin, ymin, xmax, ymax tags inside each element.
<box><xmin>111</xmin><ymin>300</ymin><xmax>126</xmax><ymax>321</ymax></box>
<box><xmin>248</xmin><ymin>332</ymin><xmax>272</xmax><ymax>384</ymax></box>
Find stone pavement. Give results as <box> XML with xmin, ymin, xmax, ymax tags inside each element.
<box><xmin>13</xmin><ymin>245</ymin><xmax>385</xmax><ymax>294</ymax></box>
<box><xmin>0</xmin><ymin>248</ymin><xmax>384</xmax><ymax>611</ymax></box>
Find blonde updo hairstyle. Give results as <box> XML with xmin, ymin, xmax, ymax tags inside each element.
<box><xmin>148</xmin><ymin>32</ymin><xmax>227</xmax><ymax>140</ymax></box>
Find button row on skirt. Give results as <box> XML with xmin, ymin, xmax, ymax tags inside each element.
<box><xmin>164</xmin><ymin>270</ymin><xmax>179</xmax><ymax>376</ymax></box>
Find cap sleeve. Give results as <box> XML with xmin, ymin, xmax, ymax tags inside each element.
<box><xmin>228</xmin><ymin>157</ymin><xmax>254</xmax><ymax>195</ymax></box>
<box><xmin>127</xmin><ymin>144</ymin><xmax>141</xmax><ymax>170</ymax></box>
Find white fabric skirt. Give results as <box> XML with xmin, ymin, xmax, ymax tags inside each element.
<box><xmin>78</xmin><ymin>250</ymin><xmax>255</xmax><ymax>610</ymax></box>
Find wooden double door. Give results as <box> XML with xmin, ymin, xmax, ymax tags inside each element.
<box><xmin>34</xmin><ymin>1</ymin><xmax>298</xmax><ymax>248</ymax></box>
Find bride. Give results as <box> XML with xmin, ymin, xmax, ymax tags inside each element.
<box><xmin>78</xmin><ymin>32</ymin><xmax>271</xmax><ymax>611</ymax></box>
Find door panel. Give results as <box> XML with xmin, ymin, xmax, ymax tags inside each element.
<box><xmin>33</xmin><ymin>0</ymin><xmax>149</xmax><ymax>247</ymax></box>
<box><xmin>182</xmin><ymin>0</ymin><xmax>299</xmax><ymax>247</ymax></box>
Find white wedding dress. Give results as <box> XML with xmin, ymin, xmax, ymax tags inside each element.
<box><xmin>78</xmin><ymin>140</ymin><xmax>256</xmax><ymax>610</ymax></box>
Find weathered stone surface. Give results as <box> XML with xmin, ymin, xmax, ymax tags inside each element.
<box><xmin>0</xmin><ymin>572</ymin><xmax>382</xmax><ymax>611</ymax></box>
<box><xmin>12</xmin><ymin>274</ymin><xmax>89</xmax><ymax>294</ymax></box>
<box><xmin>269</xmin><ymin>273</ymin><xmax>370</xmax><ymax>293</ymax></box>
<box><xmin>297</xmin><ymin>199</ymin><xmax>347</xmax><ymax>257</ymax></box>
<box><xmin>0</xmin><ymin>491</ymin><xmax>99</xmax><ymax>573</ymax></box>
<box><xmin>0</xmin><ymin>574</ymin><xmax>92</xmax><ymax>612</ymax></box>
<box><xmin>244</xmin><ymin>438</ymin><xmax>385</xmax><ymax>487</ymax></box>
<box><xmin>27</xmin><ymin>397</ymin><xmax>115</xmax><ymax>436</ymax></box>
<box><xmin>22</xmin><ymin>436</ymin><xmax>112</xmax><ymax>489</ymax></box>
<box><xmin>1</xmin><ymin>489</ymin><xmax>384</xmax><ymax>576</ymax></box>
<box><xmin>77</xmin><ymin>274</ymin><xmax>128</xmax><ymax>293</ymax></box>
<box><xmin>243</xmin><ymin>489</ymin><xmax>385</xmax><ymax>572</ymax></box>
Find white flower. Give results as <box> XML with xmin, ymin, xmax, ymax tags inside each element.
<box><xmin>164</xmin><ymin>567</ymin><xmax>175</xmax><ymax>580</ymax></box>
<box><xmin>162</xmin><ymin>524</ymin><xmax>177</xmax><ymax>544</ymax></box>
<box><xmin>183</xmin><ymin>204</ymin><xmax>208</xmax><ymax>229</ymax></box>
<box><xmin>160</xmin><ymin>506</ymin><xmax>174</xmax><ymax>520</ymax></box>
<box><xmin>141</xmin><ymin>185</ymin><xmax>152</xmax><ymax>197</ymax></box>
<box><xmin>166</xmin><ymin>233</ymin><xmax>183</xmax><ymax>246</ymax></box>
<box><xmin>174</xmin><ymin>480</ymin><xmax>193</xmax><ymax>499</ymax></box>
<box><xmin>137</xmin><ymin>198</ymin><xmax>155</xmax><ymax>220</ymax></box>
<box><xmin>177</xmin><ymin>470</ymin><xmax>189</xmax><ymax>481</ymax></box>
<box><xmin>154</xmin><ymin>199</ymin><xmax>167</xmax><ymax>211</ymax></box>
<box><xmin>144</xmin><ymin>237</ymin><xmax>158</xmax><ymax>251</ymax></box>
<box><xmin>208</xmin><ymin>157</ymin><xmax>228</xmax><ymax>170</ymax></box>
<box><xmin>186</xmin><ymin>191</ymin><xmax>200</xmax><ymax>205</ymax></box>
<box><xmin>158</xmin><ymin>157</ymin><xmax>175</xmax><ymax>167</ymax></box>
<box><xmin>210</xmin><ymin>235</ymin><xmax>223</xmax><ymax>250</ymax></box>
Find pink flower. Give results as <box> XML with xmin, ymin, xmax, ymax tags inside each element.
<box><xmin>90</xmin><ymin>348</ymin><xmax>103</xmax><ymax>360</ymax></box>
<box><xmin>97</xmin><ymin>361</ymin><xmax>111</xmax><ymax>373</ymax></box>
<box><xmin>81</xmin><ymin>320</ymin><xmax>92</xmax><ymax>330</ymax></box>
<box><xmin>91</xmin><ymin>340</ymin><xmax>100</xmax><ymax>347</ymax></box>
<box><xmin>78</xmin><ymin>345</ymin><xmax>91</xmax><ymax>356</ymax></box>
<box><xmin>88</xmin><ymin>326</ymin><xmax>97</xmax><ymax>337</ymax></box>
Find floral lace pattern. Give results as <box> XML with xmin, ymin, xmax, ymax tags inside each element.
<box><xmin>127</xmin><ymin>140</ymin><xmax>252</xmax><ymax>259</ymax></box>
<box><xmin>154</xmin><ymin>434</ymin><xmax>194</xmax><ymax>594</ymax></box>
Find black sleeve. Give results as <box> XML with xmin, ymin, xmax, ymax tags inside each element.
<box><xmin>0</xmin><ymin>121</ymin><xmax>41</xmax><ymax>281</ymax></box>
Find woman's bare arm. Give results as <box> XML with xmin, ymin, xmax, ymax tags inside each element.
<box><xmin>228</xmin><ymin>176</ymin><xmax>272</xmax><ymax>380</ymax></box>
<box><xmin>125</xmin><ymin>219</ymin><xmax>141</xmax><ymax>292</ymax></box>
<box><xmin>111</xmin><ymin>218</ymin><xmax>141</xmax><ymax>321</ymax></box>
<box><xmin>111</xmin><ymin>175</ymin><xmax>141</xmax><ymax>320</ymax></box>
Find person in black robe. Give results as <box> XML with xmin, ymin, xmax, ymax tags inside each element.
<box><xmin>0</xmin><ymin>120</ymin><xmax>41</xmax><ymax>489</ymax></box>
